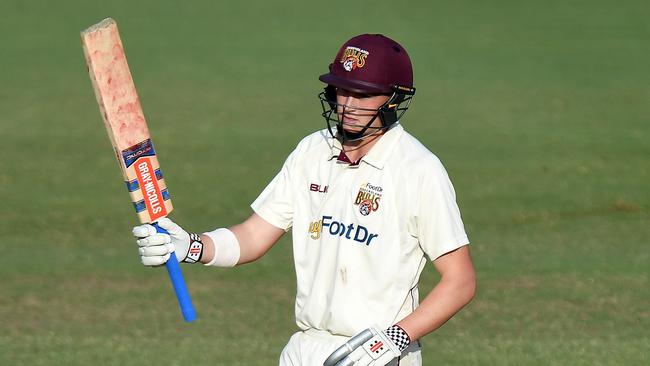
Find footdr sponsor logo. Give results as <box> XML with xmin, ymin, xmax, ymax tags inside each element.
<box><xmin>308</xmin><ymin>215</ymin><xmax>379</xmax><ymax>246</ymax></box>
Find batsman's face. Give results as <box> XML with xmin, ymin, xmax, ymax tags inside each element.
<box><xmin>336</xmin><ymin>89</ymin><xmax>390</xmax><ymax>132</ymax></box>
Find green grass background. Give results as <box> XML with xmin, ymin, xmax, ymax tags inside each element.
<box><xmin>1</xmin><ymin>0</ymin><xmax>648</xmax><ymax>364</ymax></box>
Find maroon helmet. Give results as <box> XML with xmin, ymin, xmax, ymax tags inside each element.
<box><xmin>318</xmin><ymin>34</ymin><xmax>416</xmax><ymax>141</ymax></box>
<box><xmin>319</xmin><ymin>33</ymin><xmax>414</xmax><ymax>94</ymax></box>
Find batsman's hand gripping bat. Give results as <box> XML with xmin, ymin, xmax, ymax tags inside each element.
<box><xmin>81</xmin><ymin>18</ymin><xmax>197</xmax><ymax>322</ymax></box>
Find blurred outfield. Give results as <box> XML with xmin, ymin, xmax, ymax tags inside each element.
<box><xmin>0</xmin><ymin>0</ymin><xmax>648</xmax><ymax>365</ymax></box>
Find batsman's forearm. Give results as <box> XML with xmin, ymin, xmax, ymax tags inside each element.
<box><xmin>199</xmin><ymin>234</ymin><xmax>216</xmax><ymax>264</ymax></box>
<box><xmin>198</xmin><ymin>227</ymin><xmax>260</xmax><ymax>265</ymax></box>
<box><xmin>397</xmin><ymin>270</ymin><xmax>476</xmax><ymax>341</ymax></box>
<box><xmin>199</xmin><ymin>213</ymin><xmax>285</xmax><ymax>266</ymax></box>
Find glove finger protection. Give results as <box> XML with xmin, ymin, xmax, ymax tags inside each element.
<box><xmin>132</xmin><ymin>224</ymin><xmax>157</xmax><ymax>238</ymax></box>
<box><xmin>327</xmin><ymin>326</ymin><xmax>408</xmax><ymax>366</ymax></box>
<box><xmin>136</xmin><ymin>233</ymin><xmax>171</xmax><ymax>247</ymax></box>
<box><xmin>141</xmin><ymin>252</ymin><xmax>171</xmax><ymax>266</ymax></box>
<box><xmin>324</xmin><ymin>329</ymin><xmax>374</xmax><ymax>366</ymax></box>
<box><xmin>132</xmin><ymin>224</ymin><xmax>171</xmax><ymax>266</ymax></box>
<box><xmin>138</xmin><ymin>243</ymin><xmax>175</xmax><ymax>257</ymax></box>
<box><xmin>132</xmin><ymin>218</ymin><xmax>202</xmax><ymax>265</ymax></box>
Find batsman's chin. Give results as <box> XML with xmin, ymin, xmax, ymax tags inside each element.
<box><xmin>341</xmin><ymin>127</ymin><xmax>364</xmax><ymax>135</ymax></box>
<box><xmin>340</xmin><ymin>121</ymin><xmax>364</xmax><ymax>133</ymax></box>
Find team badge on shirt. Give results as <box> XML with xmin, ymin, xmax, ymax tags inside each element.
<box><xmin>354</xmin><ymin>182</ymin><xmax>382</xmax><ymax>216</ymax></box>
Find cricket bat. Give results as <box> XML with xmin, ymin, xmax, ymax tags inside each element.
<box><xmin>81</xmin><ymin>18</ymin><xmax>197</xmax><ymax>322</ymax></box>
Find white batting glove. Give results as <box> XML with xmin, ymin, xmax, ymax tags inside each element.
<box><xmin>323</xmin><ymin>326</ymin><xmax>411</xmax><ymax>366</ymax></box>
<box><xmin>132</xmin><ymin>217</ymin><xmax>203</xmax><ymax>266</ymax></box>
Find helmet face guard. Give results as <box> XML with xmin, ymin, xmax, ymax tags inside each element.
<box><xmin>318</xmin><ymin>34</ymin><xmax>416</xmax><ymax>142</ymax></box>
<box><xmin>318</xmin><ymin>85</ymin><xmax>415</xmax><ymax>142</ymax></box>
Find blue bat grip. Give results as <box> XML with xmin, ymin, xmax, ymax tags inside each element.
<box><xmin>153</xmin><ymin>223</ymin><xmax>197</xmax><ymax>322</ymax></box>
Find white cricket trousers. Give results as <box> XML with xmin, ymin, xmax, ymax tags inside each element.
<box><xmin>279</xmin><ymin>328</ymin><xmax>422</xmax><ymax>366</ymax></box>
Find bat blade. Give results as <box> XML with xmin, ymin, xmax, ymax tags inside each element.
<box><xmin>82</xmin><ymin>18</ymin><xmax>196</xmax><ymax>322</ymax></box>
<box><xmin>81</xmin><ymin>18</ymin><xmax>172</xmax><ymax>223</ymax></box>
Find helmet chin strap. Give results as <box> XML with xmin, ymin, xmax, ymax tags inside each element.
<box><xmin>335</xmin><ymin>114</ymin><xmax>383</xmax><ymax>142</ymax></box>
<box><xmin>319</xmin><ymin>89</ymin><xmax>409</xmax><ymax>144</ymax></box>
<box><xmin>333</xmin><ymin>103</ymin><xmax>392</xmax><ymax>142</ymax></box>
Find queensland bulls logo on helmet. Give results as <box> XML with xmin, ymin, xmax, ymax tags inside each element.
<box><xmin>340</xmin><ymin>46</ymin><xmax>369</xmax><ymax>72</ymax></box>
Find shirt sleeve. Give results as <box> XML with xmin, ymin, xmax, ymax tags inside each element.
<box><xmin>250</xmin><ymin>148</ymin><xmax>299</xmax><ymax>231</ymax></box>
<box><xmin>416</xmin><ymin>159</ymin><xmax>470</xmax><ymax>260</ymax></box>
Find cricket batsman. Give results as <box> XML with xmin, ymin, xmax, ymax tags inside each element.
<box><xmin>133</xmin><ymin>34</ymin><xmax>476</xmax><ymax>365</ymax></box>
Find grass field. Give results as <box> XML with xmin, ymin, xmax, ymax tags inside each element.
<box><xmin>1</xmin><ymin>0</ymin><xmax>648</xmax><ymax>365</ymax></box>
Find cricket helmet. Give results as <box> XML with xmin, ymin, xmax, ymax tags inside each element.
<box><xmin>318</xmin><ymin>34</ymin><xmax>416</xmax><ymax>141</ymax></box>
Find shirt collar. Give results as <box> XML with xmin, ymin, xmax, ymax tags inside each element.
<box><xmin>327</xmin><ymin>123</ymin><xmax>404</xmax><ymax>170</ymax></box>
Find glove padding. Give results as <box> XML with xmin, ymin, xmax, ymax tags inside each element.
<box><xmin>324</xmin><ymin>327</ymin><xmax>402</xmax><ymax>366</ymax></box>
<box><xmin>133</xmin><ymin>218</ymin><xmax>191</xmax><ymax>266</ymax></box>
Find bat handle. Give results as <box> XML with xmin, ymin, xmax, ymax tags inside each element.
<box><xmin>153</xmin><ymin>223</ymin><xmax>197</xmax><ymax>322</ymax></box>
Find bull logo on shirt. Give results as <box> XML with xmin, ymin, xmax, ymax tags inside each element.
<box><xmin>354</xmin><ymin>182</ymin><xmax>382</xmax><ymax>216</ymax></box>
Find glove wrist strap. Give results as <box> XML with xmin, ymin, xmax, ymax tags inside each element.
<box><xmin>384</xmin><ymin>324</ymin><xmax>411</xmax><ymax>352</ymax></box>
<box><xmin>184</xmin><ymin>233</ymin><xmax>203</xmax><ymax>263</ymax></box>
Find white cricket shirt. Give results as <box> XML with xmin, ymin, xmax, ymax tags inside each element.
<box><xmin>251</xmin><ymin>124</ymin><xmax>469</xmax><ymax>337</ymax></box>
